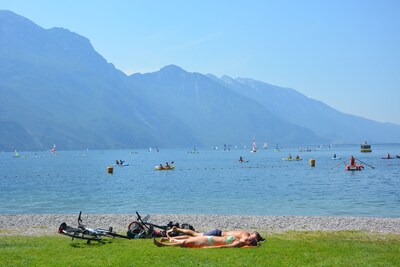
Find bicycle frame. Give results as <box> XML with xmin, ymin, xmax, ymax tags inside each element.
<box><xmin>127</xmin><ymin>211</ymin><xmax>181</xmax><ymax>239</ymax></box>
<box><xmin>59</xmin><ymin>211</ymin><xmax>129</xmax><ymax>243</ymax></box>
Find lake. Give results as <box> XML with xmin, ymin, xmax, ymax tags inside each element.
<box><xmin>1</xmin><ymin>144</ymin><xmax>399</xmax><ymax>217</ymax></box>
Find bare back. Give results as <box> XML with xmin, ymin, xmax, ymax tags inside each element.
<box><xmin>221</xmin><ymin>230</ymin><xmax>249</xmax><ymax>239</ymax></box>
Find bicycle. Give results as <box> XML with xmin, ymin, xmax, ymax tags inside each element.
<box><xmin>58</xmin><ymin>211</ymin><xmax>129</xmax><ymax>243</ymax></box>
<box><xmin>127</xmin><ymin>211</ymin><xmax>195</xmax><ymax>239</ymax></box>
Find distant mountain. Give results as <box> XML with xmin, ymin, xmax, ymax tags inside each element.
<box><xmin>128</xmin><ymin>65</ymin><xmax>322</xmax><ymax>146</ymax></box>
<box><xmin>0</xmin><ymin>10</ymin><xmax>192</xmax><ymax>150</ymax></box>
<box><xmin>0</xmin><ymin>10</ymin><xmax>398</xmax><ymax>151</ymax></box>
<box><xmin>215</xmin><ymin>76</ymin><xmax>400</xmax><ymax>143</ymax></box>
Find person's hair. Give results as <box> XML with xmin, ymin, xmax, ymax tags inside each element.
<box><xmin>254</xmin><ymin>231</ymin><xmax>265</xmax><ymax>242</ymax></box>
<box><xmin>249</xmin><ymin>239</ymin><xmax>258</xmax><ymax>246</ymax></box>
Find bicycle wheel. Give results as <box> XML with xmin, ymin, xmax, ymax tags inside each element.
<box><xmin>105</xmin><ymin>232</ymin><xmax>130</xmax><ymax>239</ymax></box>
<box><xmin>127</xmin><ymin>221</ymin><xmax>145</xmax><ymax>238</ymax></box>
<box><xmin>128</xmin><ymin>221</ymin><xmax>143</xmax><ymax>230</ymax></box>
<box><xmin>60</xmin><ymin>230</ymin><xmax>102</xmax><ymax>242</ymax></box>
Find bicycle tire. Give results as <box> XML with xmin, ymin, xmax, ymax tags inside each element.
<box><xmin>60</xmin><ymin>230</ymin><xmax>102</xmax><ymax>241</ymax></box>
<box><xmin>105</xmin><ymin>232</ymin><xmax>130</xmax><ymax>239</ymax></box>
<box><xmin>128</xmin><ymin>221</ymin><xmax>144</xmax><ymax>231</ymax></box>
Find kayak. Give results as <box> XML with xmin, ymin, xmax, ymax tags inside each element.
<box><xmin>155</xmin><ymin>166</ymin><xmax>175</xmax><ymax>171</ymax></box>
<box><xmin>381</xmin><ymin>157</ymin><xmax>395</xmax><ymax>159</ymax></box>
<box><xmin>115</xmin><ymin>164</ymin><xmax>129</xmax><ymax>166</ymax></box>
<box><xmin>282</xmin><ymin>158</ymin><xmax>302</xmax><ymax>161</ymax></box>
<box><xmin>332</xmin><ymin>157</ymin><xmax>341</xmax><ymax>160</ymax></box>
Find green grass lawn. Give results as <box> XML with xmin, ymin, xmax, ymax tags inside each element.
<box><xmin>1</xmin><ymin>231</ymin><xmax>399</xmax><ymax>267</ymax></box>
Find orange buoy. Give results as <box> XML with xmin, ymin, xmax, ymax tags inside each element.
<box><xmin>107</xmin><ymin>166</ymin><xmax>113</xmax><ymax>174</ymax></box>
<box><xmin>310</xmin><ymin>159</ymin><xmax>316</xmax><ymax>167</ymax></box>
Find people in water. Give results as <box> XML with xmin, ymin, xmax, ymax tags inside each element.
<box><xmin>295</xmin><ymin>155</ymin><xmax>300</xmax><ymax>160</ymax></box>
<box><xmin>239</xmin><ymin>156</ymin><xmax>247</xmax><ymax>162</ymax></box>
<box><xmin>386</xmin><ymin>153</ymin><xmax>391</xmax><ymax>159</ymax></box>
<box><xmin>158</xmin><ymin>164</ymin><xmax>164</xmax><ymax>169</ymax></box>
<box><xmin>288</xmin><ymin>153</ymin><xmax>292</xmax><ymax>159</ymax></box>
<box><xmin>333</xmin><ymin>154</ymin><xmax>337</xmax><ymax>159</ymax></box>
<box><xmin>115</xmin><ymin>160</ymin><xmax>125</xmax><ymax>165</ymax></box>
<box><xmin>164</xmin><ymin>162</ymin><xmax>170</xmax><ymax>169</ymax></box>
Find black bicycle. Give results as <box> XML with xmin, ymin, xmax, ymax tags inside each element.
<box><xmin>59</xmin><ymin>211</ymin><xmax>129</xmax><ymax>243</ymax></box>
<box><xmin>126</xmin><ymin>211</ymin><xmax>195</xmax><ymax>239</ymax></box>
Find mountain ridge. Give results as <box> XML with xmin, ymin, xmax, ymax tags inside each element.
<box><xmin>0</xmin><ymin>10</ymin><xmax>399</xmax><ymax>151</ymax></box>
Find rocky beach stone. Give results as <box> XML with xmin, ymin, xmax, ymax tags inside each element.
<box><xmin>1</xmin><ymin>214</ymin><xmax>399</xmax><ymax>236</ymax></box>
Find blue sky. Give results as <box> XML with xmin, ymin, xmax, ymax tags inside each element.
<box><xmin>2</xmin><ymin>0</ymin><xmax>400</xmax><ymax>125</ymax></box>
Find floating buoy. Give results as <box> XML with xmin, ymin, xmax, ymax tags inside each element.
<box><xmin>310</xmin><ymin>159</ymin><xmax>316</xmax><ymax>167</ymax></box>
<box><xmin>107</xmin><ymin>166</ymin><xmax>113</xmax><ymax>174</ymax></box>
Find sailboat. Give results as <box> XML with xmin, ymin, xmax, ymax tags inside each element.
<box><xmin>51</xmin><ymin>144</ymin><xmax>56</xmax><ymax>153</ymax></box>
<box><xmin>251</xmin><ymin>140</ymin><xmax>257</xmax><ymax>153</ymax></box>
<box><xmin>263</xmin><ymin>142</ymin><xmax>268</xmax><ymax>149</ymax></box>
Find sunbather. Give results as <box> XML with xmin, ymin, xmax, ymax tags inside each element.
<box><xmin>153</xmin><ymin>234</ymin><xmax>257</xmax><ymax>248</ymax></box>
<box><xmin>165</xmin><ymin>226</ymin><xmax>264</xmax><ymax>242</ymax></box>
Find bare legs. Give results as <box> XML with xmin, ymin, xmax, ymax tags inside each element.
<box><xmin>166</xmin><ymin>226</ymin><xmax>201</xmax><ymax>239</ymax></box>
<box><xmin>153</xmin><ymin>238</ymin><xmax>182</xmax><ymax>247</ymax></box>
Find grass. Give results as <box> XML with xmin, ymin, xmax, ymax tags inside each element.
<box><xmin>1</xmin><ymin>231</ymin><xmax>399</xmax><ymax>266</ymax></box>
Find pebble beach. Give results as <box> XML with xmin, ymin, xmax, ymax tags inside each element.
<box><xmin>1</xmin><ymin>214</ymin><xmax>399</xmax><ymax>236</ymax></box>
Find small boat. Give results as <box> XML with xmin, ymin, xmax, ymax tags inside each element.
<box><xmin>382</xmin><ymin>153</ymin><xmax>394</xmax><ymax>159</ymax></box>
<box><xmin>282</xmin><ymin>157</ymin><xmax>302</xmax><ymax>161</ymax></box>
<box><xmin>360</xmin><ymin>141</ymin><xmax>372</xmax><ymax>153</ymax></box>
<box><xmin>346</xmin><ymin>164</ymin><xmax>363</xmax><ymax>171</ymax></box>
<box><xmin>155</xmin><ymin>165</ymin><xmax>175</xmax><ymax>171</ymax></box>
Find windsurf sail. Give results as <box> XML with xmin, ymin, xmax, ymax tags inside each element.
<box><xmin>51</xmin><ymin>144</ymin><xmax>56</xmax><ymax>153</ymax></box>
<box><xmin>251</xmin><ymin>139</ymin><xmax>257</xmax><ymax>152</ymax></box>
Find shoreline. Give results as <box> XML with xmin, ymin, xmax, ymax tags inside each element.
<box><xmin>1</xmin><ymin>214</ymin><xmax>400</xmax><ymax>236</ymax></box>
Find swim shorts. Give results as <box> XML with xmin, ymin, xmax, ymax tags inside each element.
<box><xmin>203</xmin><ymin>229</ymin><xmax>222</xmax><ymax>236</ymax></box>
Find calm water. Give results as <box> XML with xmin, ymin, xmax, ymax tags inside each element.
<box><xmin>1</xmin><ymin>145</ymin><xmax>399</xmax><ymax>217</ymax></box>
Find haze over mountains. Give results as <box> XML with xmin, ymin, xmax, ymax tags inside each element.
<box><xmin>1</xmin><ymin>10</ymin><xmax>399</xmax><ymax>151</ymax></box>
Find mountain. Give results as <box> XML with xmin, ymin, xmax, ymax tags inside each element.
<box><xmin>0</xmin><ymin>10</ymin><xmax>198</xmax><ymax>150</ymax></box>
<box><xmin>215</xmin><ymin>76</ymin><xmax>400</xmax><ymax>144</ymax></box>
<box><xmin>0</xmin><ymin>10</ymin><xmax>399</xmax><ymax>151</ymax></box>
<box><xmin>128</xmin><ymin>65</ymin><xmax>322</xmax><ymax>146</ymax></box>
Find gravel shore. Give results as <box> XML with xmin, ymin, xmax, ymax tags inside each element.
<box><xmin>1</xmin><ymin>214</ymin><xmax>399</xmax><ymax>236</ymax></box>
